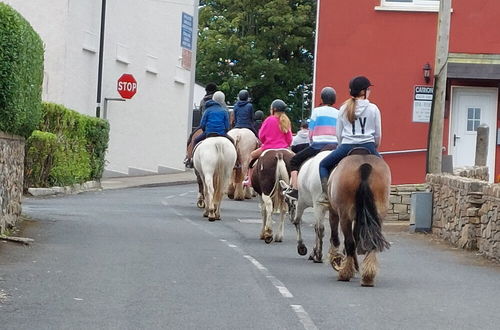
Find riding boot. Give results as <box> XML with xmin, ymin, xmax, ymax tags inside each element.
<box><xmin>318</xmin><ymin>177</ymin><xmax>330</xmax><ymax>206</ymax></box>
<box><xmin>243</xmin><ymin>167</ymin><xmax>253</xmax><ymax>187</ymax></box>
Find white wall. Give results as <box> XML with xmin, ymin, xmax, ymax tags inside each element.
<box><xmin>5</xmin><ymin>0</ymin><xmax>197</xmax><ymax>176</ymax></box>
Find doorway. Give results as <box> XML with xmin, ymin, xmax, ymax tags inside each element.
<box><xmin>450</xmin><ymin>87</ymin><xmax>498</xmax><ymax>182</ymax></box>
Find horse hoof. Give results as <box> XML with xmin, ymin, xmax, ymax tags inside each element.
<box><xmin>297</xmin><ymin>245</ymin><xmax>307</xmax><ymax>256</ymax></box>
<box><xmin>197</xmin><ymin>200</ymin><xmax>205</xmax><ymax>208</ymax></box>
<box><xmin>264</xmin><ymin>236</ymin><xmax>273</xmax><ymax>244</ymax></box>
<box><xmin>313</xmin><ymin>257</ymin><xmax>323</xmax><ymax>264</ymax></box>
<box><xmin>228</xmin><ymin>194</ymin><xmax>234</xmax><ymax>200</ymax></box>
<box><xmin>337</xmin><ymin>277</ymin><xmax>351</xmax><ymax>282</ymax></box>
<box><xmin>331</xmin><ymin>256</ymin><xmax>344</xmax><ymax>272</ymax></box>
<box><xmin>208</xmin><ymin>217</ymin><xmax>216</xmax><ymax>222</ymax></box>
<box><xmin>274</xmin><ymin>237</ymin><xmax>282</xmax><ymax>243</ymax></box>
<box><xmin>308</xmin><ymin>255</ymin><xmax>314</xmax><ymax>261</ymax></box>
<box><xmin>361</xmin><ymin>281</ymin><xmax>374</xmax><ymax>287</ymax></box>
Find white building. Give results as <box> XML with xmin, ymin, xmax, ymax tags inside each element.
<box><xmin>5</xmin><ymin>0</ymin><xmax>197</xmax><ymax>176</ymax></box>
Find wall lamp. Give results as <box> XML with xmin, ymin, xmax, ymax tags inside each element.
<box><xmin>423</xmin><ymin>62</ymin><xmax>432</xmax><ymax>84</ymax></box>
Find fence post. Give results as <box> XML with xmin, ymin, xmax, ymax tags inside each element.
<box><xmin>475</xmin><ymin>124</ymin><xmax>489</xmax><ymax>166</ymax></box>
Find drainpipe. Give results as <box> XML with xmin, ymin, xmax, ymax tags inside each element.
<box><xmin>95</xmin><ymin>0</ymin><xmax>107</xmax><ymax>118</ymax></box>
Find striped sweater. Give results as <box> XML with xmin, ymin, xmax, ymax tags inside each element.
<box><xmin>308</xmin><ymin>105</ymin><xmax>339</xmax><ymax>147</ymax></box>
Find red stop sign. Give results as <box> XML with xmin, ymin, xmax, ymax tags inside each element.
<box><xmin>117</xmin><ymin>74</ymin><xmax>137</xmax><ymax>99</ymax></box>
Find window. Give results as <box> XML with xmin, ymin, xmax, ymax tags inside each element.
<box><xmin>467</xmin><ymin>108</ymin><xmax>481</xmax><ymax>132</ymax></box>
<box><xmin>376</xmin><ymin>0</ymin><xmax>440</xmax><ymax>12</ymax></box>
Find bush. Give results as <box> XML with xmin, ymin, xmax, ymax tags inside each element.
<box><xmin>0</xmin><ymin>3</ymin><xmax>44</xmax><ymax>137</ymax></box>
<box><xmin>24</xmin><ymin>131</ymin><xmax>58</xmax><ymax>188</ymax></box>
<box><xmin>24</xmin><ymin>103</ymin><xmax>110</xmax><ymax>188</ymax></box>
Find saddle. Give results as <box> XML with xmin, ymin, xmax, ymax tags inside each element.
<box><xmin>347</xmin><ymin>147</ymin><xmax>372</xmax><ymax>156</ymax></box>
<box><xmin>250</xmin><ymin>148</ymin><xmax>293</xmax><ymax>169</ymax></box>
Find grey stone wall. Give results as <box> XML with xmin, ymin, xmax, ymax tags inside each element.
<box><xmin>0</xmin><ymin>132</ymin><xmax>25</xmax><ymax>233</ymax></box>
<box><xmin>387</xmin><ymin>184</ymin><xmax>429</xmax><ymax>221</ymax></box>
<box><xmin>427</xmin><ymin>170</ymin><xmax>499</xmax><ymax>263</ymax></box>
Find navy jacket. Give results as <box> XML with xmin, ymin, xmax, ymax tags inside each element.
<box><xmin>200</xmin><ymin>100</ymin><xmax>230</xmax><ymax>135</ymax></box>
<box><xmin>233</xmin><ymin>101</ymin><xmax>254</xmax><ymax>129</ymax></box>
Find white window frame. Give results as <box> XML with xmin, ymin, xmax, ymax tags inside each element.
<box><xmin>376</xmin><ymin>0</ymin><xmax>440</xmax><ymax>12</ymax></box>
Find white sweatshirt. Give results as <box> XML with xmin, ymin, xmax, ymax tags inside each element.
<box><xmin>337</xmin><ymin>99</ymin><xmax>381</xmax><ymax>146</ymax></box>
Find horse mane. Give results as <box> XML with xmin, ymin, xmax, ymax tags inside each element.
<box><xmin>354</xmin><ymin>163</ymin><xmax>391</xmax><ymax>254</ymax></box>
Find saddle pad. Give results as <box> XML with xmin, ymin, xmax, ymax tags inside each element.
<box><xmin>260</xmin><ymin>148</ymin><xmax>293</xmax><ymax>158</ymax></box>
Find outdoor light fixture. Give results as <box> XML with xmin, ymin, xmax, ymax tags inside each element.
<box><xmin>423</xmin><ymin>62</ymin><xmax>432</xmax><ymax>84</ymax></box>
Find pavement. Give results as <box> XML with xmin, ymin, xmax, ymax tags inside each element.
<box><xmin>100</xmin><ymin>169</ymin><xmax>197</xmax><ymax>190</ymax></box>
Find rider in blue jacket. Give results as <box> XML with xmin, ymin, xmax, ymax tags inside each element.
<box><xmin>232</xmin><ymin>89</ymin><xmax>258</xmax><ymax>136</ymax></box>
<box><xmin>193</xmin><ymin>91</ymin><xmax>231</xmax><ymax>145</ymax></box>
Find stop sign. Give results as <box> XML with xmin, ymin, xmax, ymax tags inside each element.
<box><xmin>117</xmin><ymin>74</ymin><xmax>137</xmax><ymax>99</ymax></box>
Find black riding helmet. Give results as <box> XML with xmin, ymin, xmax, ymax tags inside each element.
<box><xmin>320</xmin><ymin>87</ymin><xmax>336</xmax><ymax>105</ymax></box>
<box><xmin>238</xmin><ymin>89</ymin><xmax>249</xmax><ymax>101</ymax></box>
<box><xmin>271</xmin><ymin>99</ymin><xmax>287</xmax><ymax>112</ymax></box>
<box><xmin>349</xmin><ymin>76</ymin><xmax>372</xmax><ymax>97</ymax></box>
<box><xmin>254</xmin><ymin>110</ymin><xmax>264</xmax><ymax>120</ymax></box>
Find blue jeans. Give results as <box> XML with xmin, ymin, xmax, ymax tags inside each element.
<box><xmin>319</xmin><ymin>142</ymin><xmax>380</xmax><ymax>180</ymax></box>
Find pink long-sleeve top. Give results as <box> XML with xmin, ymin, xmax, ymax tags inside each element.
<box><xmin>258</xmin><ymin>115</ymin><xmax>293</xmax><ymax>150</ymax></box>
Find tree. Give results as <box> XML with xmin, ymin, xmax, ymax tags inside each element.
<box><xmin>196</xmin><ymin>0</ymin><xmax>316</xmax><ymax>129</ymax></box>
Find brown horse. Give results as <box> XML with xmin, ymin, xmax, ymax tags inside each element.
<box><xmin>252</xmin><ymin>149</ymin><xmax>294</xmax><ymax>243</ymax></box>
<box><xmin>326</xmin><ymin>152</ymin><xmax>391</xmax><ymax>287</ymax></box>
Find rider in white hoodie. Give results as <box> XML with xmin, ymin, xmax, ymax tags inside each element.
<box><xmin>318</xmin><ymin>76</ymin><xmax>382</xmax><ymax>203</ymax></box>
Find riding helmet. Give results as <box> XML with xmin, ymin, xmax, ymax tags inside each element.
<box><xmin>238</xmin><ymin>89</ymin><xmax>249</xmax><ymax>101</ymax></box>
<box><xmin>320</xmin><ymin>87</ymin><xmax>336</xmax><ymax>105</ymax></box>
<box><xmin>271</xmin><ymin>99</ymin><xmax>288</xmax><ymax>112</ymax></box>
<box><xmin>349</xmin><ymin>76</ymin><xmax>372</xmax><ymax>97</ymax></box>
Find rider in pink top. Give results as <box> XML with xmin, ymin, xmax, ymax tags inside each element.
<box><xmin>243</xmin><ymin>99</ymin><xmax>292</xmax><ymax>187</ymax></box>
<box><xmin>259</xmin><ymin>115</ymin><xmax>293</xmax><ymax>150</ymax></box>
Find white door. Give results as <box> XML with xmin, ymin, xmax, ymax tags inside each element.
<box><xmin>450</xmin><ymin>87</ymin><xmax>498</xmax><ymax>181</ymax></box>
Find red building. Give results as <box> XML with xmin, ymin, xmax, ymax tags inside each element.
<box><xmin>314</xmin><ymin>0</ymin><xmax>500</xmax><ymax>184</ymax></box>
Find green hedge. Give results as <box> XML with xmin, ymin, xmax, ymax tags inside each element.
<box><xmin>24</xmin><ymin>103</ymin><xmax>110</xmax><ymax>188</ymax></box>
<box><xmin>0</xmin><ymin>3</ymin><xmax>44</xmax><ymax>137</ymax></box>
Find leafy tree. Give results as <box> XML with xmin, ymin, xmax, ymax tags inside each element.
<box><xmin>196</xmin><ymin>0</ymin><xmax>316</xmax><ymax>129</ymax></box>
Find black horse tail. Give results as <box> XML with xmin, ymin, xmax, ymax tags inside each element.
<box><xmin>354</xmin><ymin>163</ymin><xmax>391</xmax><ymax>254</ymax></box>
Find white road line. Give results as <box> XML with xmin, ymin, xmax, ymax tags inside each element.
<box><xmin>227</xmin><ymin>244</ymin><xmax>237</xmax><ymax>248</ymax></box>
<box><xmin>266</xmin><ymin>275</ymin><xmax>293</xmax><ymax>298</ymax></box>
<box><xmin>243</xmin><ymin>255</ymin><xmax>294</xmax><ymax>298</ymax></box>
<box><xmin>179</xmin><ymin>192</ymin><xmax>188</xmax><ymax>197</ymax></box>
<box><xmin>166</xmin><ymin>195</ymin><xmax>175</xmax><ymax>199</ymax></box>
<box><xmin>291</xmin><ymin>305</ymin><xmax>318</xmax><ymax>330</ymax></box>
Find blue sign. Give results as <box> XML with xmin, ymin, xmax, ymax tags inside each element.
<box><xmin>181</xmin><ymin>12</ymin><xmax>193</xmax><ymax>50</ymax></box>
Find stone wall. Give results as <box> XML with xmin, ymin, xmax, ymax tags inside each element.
<box><xmin>387</xmin><ymin>184</ymin><xmax>429</xmax><ymax>221</ymax></box>
<box><xmin>427</xmin><ymin>171</ymin><xmax>499</xmax><ymax>263</ymax></box>
<box><xmin>0</xmin><ymin>132</ymin><xmax>25</xmax><ymax>233</ymax></box>
<box><xmin>454</xmin><ymin>166</ymin><xmax>489</xmax><ymax>181</ymax></box>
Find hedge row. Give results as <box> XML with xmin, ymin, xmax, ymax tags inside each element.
<box><xmin>0</xmin><ymin>3</ymin><xmax>44</xmax><ymax>137</ymax></box>
<box><xmin>24</xmin><ymin>103</ymin><xmax>110</xmax><ymax>188</ymax></box>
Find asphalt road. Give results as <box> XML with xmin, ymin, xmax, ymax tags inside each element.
<box><xmin>1</xmin><ymin>184</ymin><xmax>499</xmax><ymax>330</ymax></box>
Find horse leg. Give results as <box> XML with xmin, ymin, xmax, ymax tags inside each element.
<box><xmin>293</xmin><ymin>200</ymin><xmax>307</xmax><ymax>256</ymax></box>
<box><xmin>204</xmin><ymin>174</ymin><xmax>216</xmax><ymax>221</ymax></box>
<box><xmin>361</xmin><ymin>251</ymin><xmax>378</xmax><ymax>287</ymax></box>
<box><xmin>327</xmin><ymin>208</ymin><xmax>343</xmax><ymax>271</ymax></box>
<box><xmin>262</xmin><ymin>194</ymin><xmax>274</xmax><ymax>243</ymax></box>
<box><xmin>274</xmin><ymin>201</ymin><xmax>286</xmax><ymax>243</ymax></box>
<box><xmin>259</xmin><ymin>197</ymin><xmax>266</xmax><ymax>240</ymax></box>
<box><xmin>227</xmin><ymin>169</ymin><xmax>236</xmax><ymax>200</ymax></box>
<box><xmin>310</xmin><ymin>205</ymin><xmax>327</xmax><ymax>263</ymax></box>
<box><xmin>338</xmin><ymin>216</ymin><xmax>357</xmax><ymax>282</ymax></box>
<box><xmin>195</xmin><ymin>171</ymin><xmax>205</xmax><ymax>209</ymax></box>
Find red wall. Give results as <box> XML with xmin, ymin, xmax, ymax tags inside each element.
<box><xmin>449</xmin><ymin>0</ymin><xmax>500</xmax><ymax>54</ymax></box>
<box><xmin>315</xmin><ymin>0</ymin><xmax>500</xmax><ymax>184</ymax></box>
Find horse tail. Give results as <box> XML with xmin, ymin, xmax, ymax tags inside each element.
<box><xmin>354</xmin><ymin>163</ymin><xmax>391</xmax><ymax>254</ymax></box>
<box><xmin>213</xmin><ymin>142</ymin><xmax>226</xmax><ymax>202</ymax></box>
<box><xmin>270</xmin><ymin>153</ymin><xmax>289</xmax><ymax>210</ymax></box>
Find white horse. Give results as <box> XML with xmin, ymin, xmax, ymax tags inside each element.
<box><xmin>281</xmin><ymin>149</ymin><xmax>341</xmax><ymax>264</ymax></box>
<box><xmin>193</xmin><ymin>136</ymin><xmax>237</xmax><ymax>221</ymax></box>
<box><xmin>227</xmin><ymin>128</ymin><xmax>259</xmax><ymax>200</ymax></box>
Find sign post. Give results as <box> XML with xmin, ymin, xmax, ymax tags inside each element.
<box><xmin>117</xmin><ymin>74</ymin><xmax>137</xmax><ymax>99</ymax></box>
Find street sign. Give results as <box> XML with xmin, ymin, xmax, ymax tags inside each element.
<box><xmin>180</xmin><ymin>12</ymin><xmax>193</xmax><ymax>50</ymax></box>
<box><xmin>117</xmin><ymin>74</ymin><xmax>137</xmax><ymax>99</ymax></box>
<box><xmin>412</xmin><ymin>85</ymin><xmax>433</xmax><ymax>123</ymax></box>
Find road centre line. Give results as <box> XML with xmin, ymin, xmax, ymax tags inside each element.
<box><xmin>243</xmin><ymin>255</ymin><xmax>293</xmax><ymax>298</ymax></box>
<box><xmin>291</xmin><ymin>305</ymin><xmax>318</xmax><ymax>330</ymax></box>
